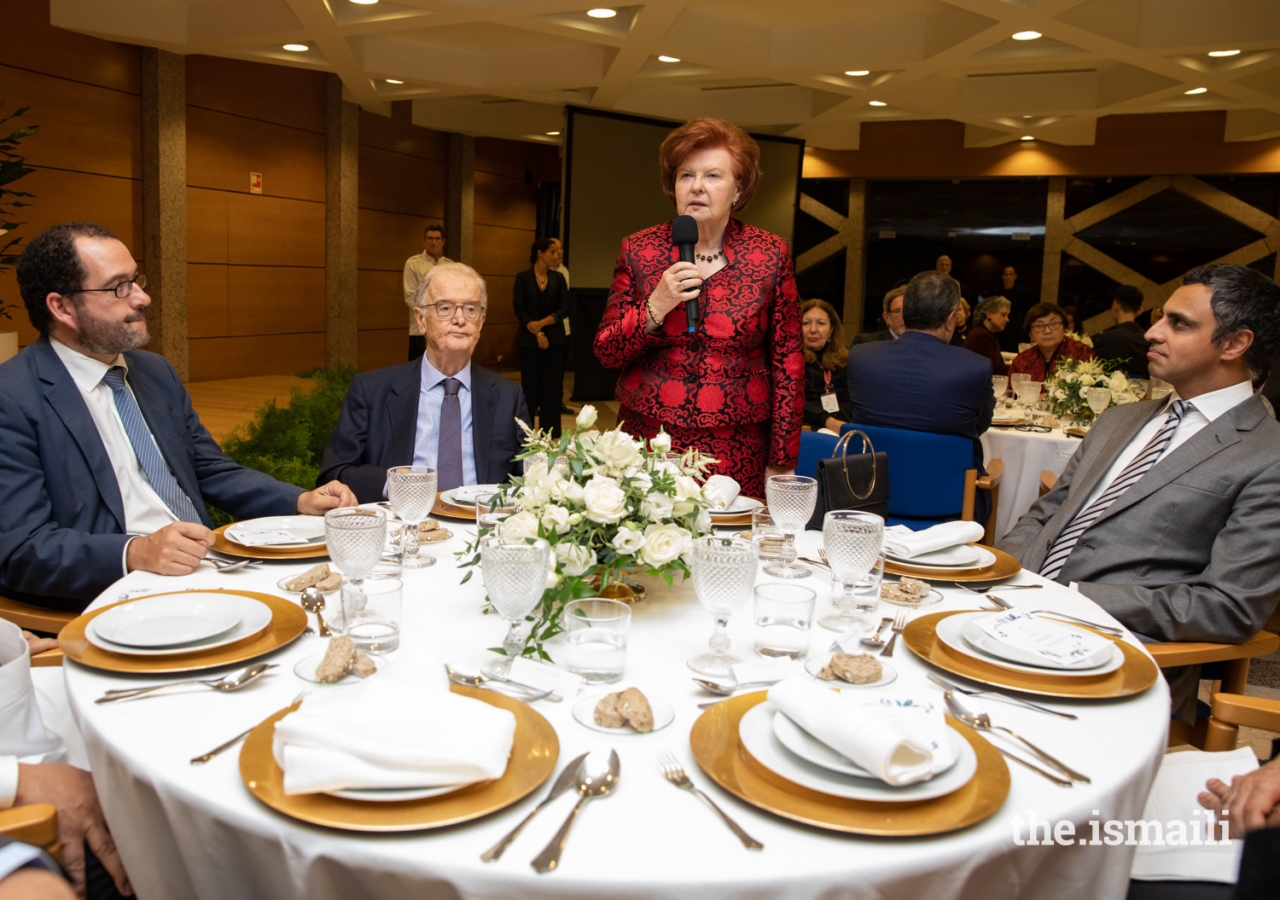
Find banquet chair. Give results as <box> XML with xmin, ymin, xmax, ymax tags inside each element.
<box><xmin>796</xmin><ymin>430</ymin><xmax>841</xmax><ymax>479</ymax></box>
<box><xmin>1039</xmin><ymin>469</ymin><xmax>1057</xmax><ymax>498</ymax></box>
<box><xmin>0</xmin><ymin>804</ymin><xmax>60</xmax><ymax>858</ymax></box>
<box><xmin>0</xmin><ymin>595</ymin><xmax>70</xmax><ymax>667</ymax></box>
<box><xmin>838</xmin><ymin>423</ymin><xmax>1002</xmax><ymax>543</ymax></box>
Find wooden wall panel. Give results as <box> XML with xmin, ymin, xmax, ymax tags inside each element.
<box><xmin>226</xmin><ymin>266</ymin><xmax>325</xmax><ymax>336</ymax></box>
<box><xmin>187</xmin><ymin>263</ymin><xmax>228</xmax><ymax>338</ymax></box>
<box><xmin>3</xmin><ymin>0</ymin><xmax>140</xmax><ymax>92</ymax></box>
<box><xmin>187</xmin><ymin>187</ymin><xmax>228</xmax><ymax>263</ymax></box>
<box><xmin>358</xmin><ymin>269</ymin><xmax>408</xmax><ymax>330</ymax></box>
<box><xmin>0</xmin><ymin>269</ymin><xmax>36</xmax><ymax>345</ymax></box>
<box><xmin>473</xmin><ymin>224</ymin><xmax>535</xmax><ymax>279</ymax></box>
<box><xmin>2</xmin><ymin>168</ymin><xmax>143</xmax><ymax>251</ymax></box>
<box><xmin>475</xmin><ymin>137</ymin><xmax>562</xmax><ymax>184</ymax></box>
<box><xmin>357</xmin><ymin>329</ymin><xmax>405</xmax><ymax>372</ymax></box>
<box><xmin>482</xmin><ymin>275</ymin><xmax>518</xmax><ymax>326</ymax></box>
<box><xmin>189</xmin><ymin>333</ymin><xmax>326</xmax><ymax>381</ymax></box>
<box><xmin>358</xmin><ymin>208</ymin><xmax>445</xmax><ymax>271</ymax></box>
<box><xmin>358</xmin><ymin>145</ymin><xmax>447</xmax><ymax>218</ymax></box>
<box><xmin>186</xmin><ymin>56</ymin><xmax>325</xmax><ymax>134</ymax></box>
<box><xmin>187</xmin><ymin>107</ymin><xmax>325</xmax><ymax>201</ymax></box>
<box><xmin>474</xmin><ymin>169</ymin><xmax>536</xmax><ymax>230</ymax></box>
<box><xmin>225</xmin><ymin>195</ymin><xmax>324</xmax><ymax>267</ymax></box>
<box><xmin>475</xmin><ymin>322</ymin><xmax>520</xmax><ymax>370</ymax></box>
<box><xmin>360</xmin><ymin>107</ymin><xmax>448</xmax><ymax>162</ymax></box>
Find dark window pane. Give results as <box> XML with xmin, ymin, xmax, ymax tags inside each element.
<box><xmin>795</xmin><ymin>248</ymin><xmax>847</xmax><ymax>320</ymax></box>
<box><xmin>1197</xmin><ymin>176</ymin><xmax>1280</xmax><ymax>218</ymax></box>
<box><xmin>799</xmin><ymin>178</ymin><xmax>849</xmax><ymax>218</ymax></box>
<box><xmin>1063</xmin><ymin>177</ymin><xmax>1149</xmax><ymax>220</ymax></box>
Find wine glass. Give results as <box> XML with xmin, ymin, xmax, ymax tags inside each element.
<box><xmin>479</xmin><ymin>535</ymin><xmax>551</xmax><ymax>675</ymax></box>
<box><xmin>818</xmin><ymin>510</ymin><xmax>885</xmax><ymax>632</ymax></box>
<box><xmin>687</xmin><ymin>536</ymin><xmax>757</xmax><ymax>677</ymax></box>
<box><xmin>324</xmin><ymin>508</ymin><xmax>388</xmax><ymax>634</ymax></box>
<box><xmin>1086</xmin><ymin>387</ymin><xmax>1112</xmax><ymax>428</ymax></box>
<box><xmin>1015</xmin><ymin>380</ymin><xmax>1042</xmax><ymax>414</ymax></box>
<box><xmin>763</xmin><ymin>475</ymin><xmax>818</xmax><ymax>579</ymax></box>
<box><xmin>991</xmin><ymin>375</ymin><xmax>1008</xmax><ymax>402</ymax></box>
<box><xmin>387</xmin><ymin>466</ymin><xmax>437</xmax><ymax>569</ymax></box>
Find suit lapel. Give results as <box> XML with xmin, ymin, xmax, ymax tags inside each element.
<box><xmin>125</xmin><ymin>357</ymin><xmax>205</xmax><ymax>511</ymax></box>
<box><xmin>1051</xmin><ymin>403</ymin><xmax>1160</xmax><ymax>528</ymax></box>
<box><xmin>387</xmin><ymin>361</ymin><xmax>421</xmax><ymax>465</ymax></box>
<box><xmin>471</xmin><ymin>367</ymin><xmax>496</xmax><ymax>483</ymax></box>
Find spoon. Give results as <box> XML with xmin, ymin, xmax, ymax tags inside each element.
<box><xmin>530</xmin><ymin>749</ymin><xmax>620</xmax><ymax>873</ymax></box>
<box><xmin>859</xmin><ymin>617</ymin><xmax>894</xmax><ymax>649</ymax></box>
<box><xmin>97</xmin><ymin>663</ymin><xmax>277</xmax><ymax>703</ymax></box>
<box><xmin>691</xmin><ymin>677</ymin><xmax>780</xmax><ymax>696</ymax></box>
<box><xmin>300</xmin><ymin>587</ymin><xmax>331</xmax><ymax>637</ymax></box>
<box><xmin>444</xmin><ymin>664</ymin><xmax>559</xmax><ymax>702</ymax></box>
<box><xmin>943</xmin><ymin>691</ymin><xmax>1090</xmax><ymax>783</ymax></box>
<box><xmin>481</xmin><ymin>752</ymin><xmax>589</xmax><ymax>862</ymax></box>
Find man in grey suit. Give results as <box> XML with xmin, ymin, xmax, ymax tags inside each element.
<box><xmin>1000</xmin><ymin>264</ymin><xmax>1280</xmax><ymax>721</ymax></box>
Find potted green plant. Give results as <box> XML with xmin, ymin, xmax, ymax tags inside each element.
<box><xmin>0</xmin><ymin>104</ymin><xmax>39</xmax><ymax>362</ymax></box>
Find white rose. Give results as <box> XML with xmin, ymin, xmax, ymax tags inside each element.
<box><xmin>555</xmin><ymin>542</ymin><xmax>595</xmax><ymax>577</ymax></box>
<box><xmin>583</xmin><ymin>475</ymin><xmax>629</xmax><ymax>524</ymax></box>
<box><xmin>523</xmin><ymin>457</ymin><xmax>550</xmax><ymax>484</ymax></box>
<box><xmin>540</xmin><ymin>504</ymin><xmax>570</xmax><ymax>535</ymax></box>
<box><xmin>695</xmin><ymin>508</ymin><xmax>712</xmax><ymax>534</ymax></box>
<box><xmin>497</xmin><ymin>510</ymin><xmax>539</xmax><ymax>540</ymax></box>
<box><xmin>575</xmin><ymin>405</ymin><xmax>598</xmax><ymax>430</ymax></box>
<box><xmin>1078</xmin><ymin>374</ymin><xmax>1096</xmax><ymax>387</ymax></box>
<box><xmin>562</xmin><ymin>481</ymin><xmax>585</xmax><ymax>504</ymax></box>
<box><xmin>612</xmin><ymin>525</ymin><xmax>646</xmax><ymax>556</ymax></box>
<box><xmin>567</xmin><ymin>512</ymin><xmax>583</xmax><ymax>525</ymax></box>
<box><xmin>545</xmin><ymin>564</ymin><xmax>561</xmax><ymax>591</ymax></box>
<box><xmin>518</xmin><ymin>483</ymin><xmax>550</xmax><ymax>510</ymax></box>
<box><xmin>627</xmin><ymin>470</ymin><xmax>653</xmax><ymax>494</ymax></box>
<box><xmin>593</xmin><ymin>430</ymin><xmax>643</xmax><ymax>471</ymax></box>
<box><xmin>640</xmin><ymin>523</ymin><xmax>692</xmax><ymax>568</ymax></box>
<box><xmin>1109</xmin><ymin>373</ymin><xmax>1129</xmax><ymax>393</ymax></box>
<box><xmin>1078</xmin><ymin>387</ymin><xmax>1090</xmax><ymax>400</ymax></box>
<box><xmin>650</xmin><ymin>432</ymin><xmax>672</xmax><ymax>454</ymax></box>
<box><xmin>641</xmin><ymin>491</ymin><xmax>675</xmax><ymax>522</ymax></box>
<box><xmin>674</xmin><ymin>475</ymin><xmax>702</xmax><ymax>501</ymax></box>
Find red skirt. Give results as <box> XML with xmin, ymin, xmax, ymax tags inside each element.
<box><xmin>617</xmin><ymin>405</ymin><xmax>769</xmax><ymax>499</ymax></box>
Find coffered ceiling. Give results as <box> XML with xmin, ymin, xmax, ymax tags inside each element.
<box><xmin>51</xmin><ymin>0</ymin><xmax>1280</xmax><ymax>149</ymax></box>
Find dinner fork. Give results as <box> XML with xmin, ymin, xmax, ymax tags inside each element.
<box><xmin>205</xmin><ymin>558</ymin><xmax>260</xmax><ymax>573</ymax></box>
<box><xmin>656</xmin><ymin>751</ymin><xmax>762</xmax><ymax>850</ymax></box>
<box><xmin>880</xmin><ymin>609</ymin><xmax>908</xmax><ymax>657</ymax></box>
<box><xmin>189</xmin><ymin>691</ymin><xmax>307</xmax><ymax>764</ymax></box>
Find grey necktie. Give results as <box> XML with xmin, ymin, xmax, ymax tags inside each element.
<box><xmin>437</xmin><ymin>377</ymin><xmax>464</xmax><ymax>492</ymax></box>
<box><xmin>1039</xmin><ymin>400</ymin><xmax>1191</xmax><ymax>582</ymax></box>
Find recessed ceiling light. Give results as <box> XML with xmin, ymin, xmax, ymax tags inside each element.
<box><xmin>1012</xmin><ymin>31</ymin><xmax>1042</xmax><ymax>41</ymax></box>
<box><xmin>868</xmin><ymin>100</ymin><xmax>887</xmax><ymax>107</ymax></box>
<box><xmin>546</xmin><ymin>131</ymin><xmax>561</xmax><ymax>136</ymax></box>
<box><xmin>587</xmin><ymin>8</ymin><xmax>617</xmax><ymax>18</ymax></box>
<box><xmin>1020</xmin><ymin>135</ymin><xmax>1035</xmax><ymax>141</ymax></box>
<box><xmin>658</xmin><ymin>55</ymin><xmax>680</xmax><ymax>63</ymax></box>
<box><xmin>1022</xmin><ymin>114</ymin><xmax>1034</xmax><ymax>119</ymax></box>
<box><xmin>385</xmin><ymin>79</ymin><xmax>403</xmax><ymax>84</ymax></box>
<box><xmin>283</xmin><ymin>43</ymin><xmax>309</xmax><ymax>52</ymax></box>
<box><xmin>1185</xmin><ymin>87</ymin><xmax>1208</xmax><ymax>94</ymax></box>
<box><xmin>350</xmin><ymin>0</ymin><xmax>379</xmax><ymax>5</ymax></box>
<box><xmin>844</xmin><ymin>69</ymin><xmax>870</xmax><ymax>77</ymax></box>
<box><xmin>1208</xmin><ymin>50</ymin><xmax>1241</xmax><ymax>58</ymax></box>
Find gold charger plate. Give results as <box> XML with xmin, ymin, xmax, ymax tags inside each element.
<box><xmin>903</xmin><ymin>610</ymin><xmax>1159</xmax><ymax>699</ymax></box>
<box><xmin>60</xmin><ymin>590</ymin><xmax>307</xmax><ymax>674</ymax></box>
<box><xmin>708</xmin><ymin>496</ymin><xmax>764</xmax><ymax>528</ymax></box>
<box><xmin>689</xmin><ymin>692</ymin><xmax>1009</xmax><ymax>836</ymax></box>
<box><xmin>212</xmin><ymin>524</ymin><xmax>329</xmax><ymax>560</ymax></box>
<box><xmin>432</xmin><ymin>496</ymin><xmax>477</xmax><ymax>520</ymax></box>
<box><xmin>240</xmin><ymin>685</ymin><xmax>559</xmax><ymax>832</ymax></box>
<box><xmin>885</xmin><ymin>544</ymin><xmax>1021</xmax><ymax>583</ymax></box>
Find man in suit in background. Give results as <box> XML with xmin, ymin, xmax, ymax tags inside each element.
<box><xmin>0</xmin><ymin>223</ymin><xmax>355</xmax><ymax>612</ymax></box>
<box><xmin>852</xmin><ymin>285</ymin><xmax>906</xmax><ymax>344</ymax></box>
<box><xmin>1092</xmin><ymin>284</ymin><xmax>1151</xmax><ymax>377</ymax></box>
<box><xmin>320</xmin><ymin>262</ymin><xmax>529</xmax><ymax>503</ymax></box>
<box><xmin>847</xmin><ymin>270</ymin><xmax>996</xmax><ymax>522</ymax></box>
<box><xmin>403</xmin><ymin>224</ymin><xmax>452</xmax><ymax>362</ymax></box>
<box><xmin>1000</xmin><ymin>264</ymin><xmax>1280</xmax><ymax>721</ymax></box>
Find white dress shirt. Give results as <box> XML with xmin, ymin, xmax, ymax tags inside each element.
<box><xmin>0</xmin><ymin>621</ymin><xmax>66</xmax><ymax>809</ymax></box>
<box><xmin>402</xmin><ymin>253</ymin><xmax>452</xmax><ymax>336</ymax></box>
<box><xmin>1079</xmin><ymin>380</ymin><xmax>1255</xmax><ymax>510</ymax></box>
<box><xmin>412</xmin><ymin>356</ymin><xmax>478</xmax><ymax>486</ymax></box>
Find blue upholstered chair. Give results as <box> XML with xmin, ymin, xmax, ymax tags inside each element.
<box><xmin>796</xmin><ymin>430</ymin><xmax>841</xmax><ymax>480</ymax></box>
<box><xmin>838</xmin><ymin>423</ymin><xmax>1002</xmax><ymax>543</ymax></box>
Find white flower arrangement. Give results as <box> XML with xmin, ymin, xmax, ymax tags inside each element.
<box><xmin>1044</xmin><ymin>358</ymin><xmax>1143</xmax><ymax>424</ymax></box>
<box><xmin>458</xmin><ymin>405</ymin><xmax>717</xmax><ymax>660</ymax></box>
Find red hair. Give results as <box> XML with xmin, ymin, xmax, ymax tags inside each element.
<box><xmin>658</xmin><ymin>118</ymin><xmax>762</xmax><ymax>211</ymax></box>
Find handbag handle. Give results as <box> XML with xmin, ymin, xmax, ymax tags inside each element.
<box><xmin>831</xmin><ymin>430</ymin><xmax>878</xmax><ymax>501</ymax></box>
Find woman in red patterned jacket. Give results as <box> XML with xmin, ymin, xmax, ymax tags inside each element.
<box><xmin>593</xmin><ymin>118</ymin><xmax>804</xmax><ymax>497</ymax></box>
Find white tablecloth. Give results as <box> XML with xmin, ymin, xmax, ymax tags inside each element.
<box><xmin>64</xmin><ymin>528</ymin><xmax>1169</xmax><ymax>900</ymax></box>
<box><xmin>981</xmin><ymin>427</ymin><xmax>1082</xmax><ymax>540</ymax></box>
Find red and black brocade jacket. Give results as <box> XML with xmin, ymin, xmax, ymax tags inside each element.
<box><xmin>592</xmin><ymin>218</ymin><xmax>804</xmax><ymax>469</ymax></box>
<box><xmin>1009</xmin><ymin>335</ymin><xmax>1096</xmax><ymax>381</ymax></box>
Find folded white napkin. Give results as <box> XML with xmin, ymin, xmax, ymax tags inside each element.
<box><xmin>972</xmin><ymin>609</ymin><xmax>1112</xmax><ymax>669</ymax></box>
<box><xmin>1131</xmin><ymin>748</ymin><xmax>1256</xmax><ymax>883</ymax></box>
<box><xmin>767</xmin><ymin>677</ymin><xmax>939</xmax><ymax>786</ymax></box>
<box><xmin>272</xmin><ymin>656</ymin><xmax>516</xmax><ymax>795</ymax></box>
<box><xmin>883</xmin><ymin>521</ymin><xmax>984</xmax><ymax>559</ymax></box>
<box><xmin>703</xmin><ymin>475</ymin><xmax>741</xmax><ymax>511</ymax></box>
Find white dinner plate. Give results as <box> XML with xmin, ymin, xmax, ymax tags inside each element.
<box><xmin>961</xmin><ymin>614</ymin><xmax>1116</xmax><ymax>671</ymax></box>
<box><xmin>708</xmin><ymin>496</ymin><xmax>764</xmax><ymax>516</ymax></box>
<box><xmin>772</xmin><ymin>709</ymin><xmax>962</xmax><ymax>780</ymax></box>
<box><xmin>86</xmin><ymin>594</ymin><xmax>273</xmax><ymax>657</ymax></box>
<box><xmin>737</xmin><ymin>703</ymin><xmax>977</xmax><ymax>803</ymax></box>
<box><xmin>441</xmin><ymin>485</ymin><xmax>501</xmax><ymax>507</ymax></box>
<box><xmin>935</xmin><ymin>612</ymin><xmax>1125</xmax><ymax>677</ymax></box>
<box><xmin>225</xmin><ymin>516</ymin><xmax>326</xmax><ymax>548</ymax></box>
<box><xmin>572</xmin><ymin>692</ymin><xmax>675</xmax><ymax>734</ymax></box>
<box><xmin>803</xmin><ymin>655</ymin><xmax>898</xmax><ymax>688</ymax></box>
<box><xmin>293</xmin><ymin>652</ymin><xmax>389</xmax><ymax>685</ymax></box>
<box><xmin>329</xmin><ymin>783</ymin><xmax>466</xmax><ymax>803</ymax></box>
<box><xmin>92</xmin><ymin>594</ymin><xmax>242</xmax><ymax>647</ymax></box>
<box><xmin>885</xmin><ymin>544</ymin><xmax>990</xmax><ymax>569</ymax></box>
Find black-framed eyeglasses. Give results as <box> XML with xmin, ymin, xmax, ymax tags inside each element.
<box><xmin>1029</xmin><ymin>320</ymin><xmax>1063</xmax><ymax>334</ymax></box>
<box><xmin>423</xmin><ymin>302</ymin><xmax>484</xmax><ymax>320</ymax></box>
<box><xmin>71</xmin><ymin>274</ymin><xmax>147</xmax><ymax>300</ymax></box>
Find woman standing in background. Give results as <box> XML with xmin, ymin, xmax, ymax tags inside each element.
<box><xmin>514</xmin><ymin>238</ymin><xmax>569</xmax><ymax>438</ymax></box>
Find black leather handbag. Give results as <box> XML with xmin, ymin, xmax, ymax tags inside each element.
<box><xmin>805</xmin><ymin>430</ymin><xmax>890</xmax><ymax>530</ymax></box>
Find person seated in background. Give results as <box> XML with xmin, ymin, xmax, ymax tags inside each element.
<box><xmin>319</xmin><ymin>262</ymin><xmax>529</xmax><ymax>503</ymax></box>
<box><xmin>949</xmin><ymin>297</ymin><xmax>970</xmax><ymax>346</ymax></box>
<box><xmin>1061</xmin><ymin>304</ymin><xmax>1081</xmax><ymax>338</ymax></box>
<box><xmin>1</xmin><ymin>621</ymin><xmax>130</xmax><ymax>899</ymax></box>
<box><xmin>0</xmin><ymin>223</ymin><xmax>355</xmax><ymax>613</ymax></box>
<box><xmin>964</xmin><ymin>295</ymin><xmax>1010</xmax><ymax>375</ymax></box>
<box><xmin>1092</xmin><ymin>284</ymin><xmax>1151</xmax><ymax>377</ymax></box>
<box><xmin>995</xmin><ymin>265</ymin><xmax>1031</xmax><ymax>353</ymax></box>
<box><xmin>513</xmin><ymin>238</ymin><xmax>570</xmax><ymax>439</ymax></box>
<box><xmin>853</xmin><ymin>285</ymin><xmax>906</xmax><ymax>344</ymax></box>
<box><xmin>800</xmin><ymin>299</ymin><xmax>854</xmax><ymax>432</ymax></box>
<box><xmin>847</xmin><ymin>270</ymin><xmax>996</xmax><ymax>522</ymax></box>
<box><xmin>1009</xmin><ymin>302</ymin><xmax>1096</xmax><ymax>381</ymax></box>
<box><xmin>999</xmin><ymin>264</ymin><xmax>1280</xmax><ymax>724</ymax></box>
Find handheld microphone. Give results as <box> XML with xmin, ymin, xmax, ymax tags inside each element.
<box><xmin>671</xmin><ymin>215</ymin><xmax>700</xmax><ymax>333</ymax></box>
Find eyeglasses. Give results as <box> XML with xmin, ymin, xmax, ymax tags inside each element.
<box><xmin>422</xmin><ymin>302</ymin><xmax>484</xmax><ymax>320</ymax></box>
<box><xmin>887</xmin><ymin>306</ymin><xmax>904</xmax><ymax>317</ymax></box>
<box><xmin>71</xmin><ymin>274</ymin><xmax>147</xmax><ymax>299</ymax></box>
<box><xmin>1030</xmin><ymin>321</ymin><xmax>1063</xmax><ymax>334</ymax></box>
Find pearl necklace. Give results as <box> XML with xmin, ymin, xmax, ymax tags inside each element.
<box><xmin>696</xmin><ymin>250</ymin><xmax>723</xmax><ymax>263</ymax></box>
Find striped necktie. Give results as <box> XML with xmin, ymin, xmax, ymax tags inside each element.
<box><xmin>1039</xmin><ymin>400</ymin><xmax>1190</xmax><ymax>582</ymax></box>
<box><xmin>101</xmin><ymin>366</ymin><xmax>204</xmax><ymax>524</ymax></box>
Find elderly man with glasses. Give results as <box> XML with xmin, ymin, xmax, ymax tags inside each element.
<box><xmin>319</xmin><ymin>262</ymin><xmax>530</xmax><ymax>503</ymax></box>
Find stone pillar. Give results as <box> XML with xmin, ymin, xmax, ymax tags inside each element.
<box><xmin>842</xmin><ymin>178</ymin><xmax>867</xmax><ymax>335</ymax></box>
<box><xmin>448</xmin><ymin>133</ymin><xmax>474</xmax><ymax>265</ymax></box>
<box><xmin>325</xmin><ymin>74</ymin><xmax>359</xmax><ymax>368</ymax></box>
<box><xmin>1041</xmin><ymin>177</ymin><xmax>1067</xmax><ymax>304</ymax></box>
<box><xmin>140</xmin><ymin>48</ymin><xmax>188</xmax><ymax>380</ymax></box>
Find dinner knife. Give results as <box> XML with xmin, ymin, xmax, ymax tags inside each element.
<box><xmin>480</xmin><ymin>752</ymin><xmax>589</xmax><ymax>862</ymax></box>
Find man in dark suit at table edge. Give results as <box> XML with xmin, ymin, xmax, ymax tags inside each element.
<box><xmin>318</xmin><ymin>262</ymin><xmax>529</xmax><ymax>504</ymax></box>
<box><xmin>1091</xmin><ymin>284</ymin><xmax>1151</xmax><ymax>378</ymax></box>
<box><xmin>0</xmin><ymin>222</ymin><xmax>356</xmax><ymax>613</ymax></box>
<box><xmin>852</xmin><ymin>284</ymin><xmax>906</xmax><ymax>344</ymax></box>
<box><xmin>999</xmin><ymin>264</ymin><xmax>1280</xmax><ymax>722</ymax></box>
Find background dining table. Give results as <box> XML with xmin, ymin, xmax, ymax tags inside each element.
<box><xmin>62</xmin><ymin>525</ymin><xmax>1169</xmax><ymax>900</ymax></box>
<box><xmin>981</xmin><ymin>426</ymin><xmax>1082</xmax><ymax>540</ymax></box>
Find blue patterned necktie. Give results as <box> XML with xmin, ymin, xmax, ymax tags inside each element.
<box><xmin>1039</xmin><ymin>400</ymin><xmax>1191</xmax><ymax>581</ymax></box>
<box><xmin>437</xmin><ymin>377</ymin><xmax>464</xmax><ymax>492</ymax></box>
<box><xmin>101</xmin><ymin>366</ymin><xmax>203</xmax><ymax>524</ymax></box>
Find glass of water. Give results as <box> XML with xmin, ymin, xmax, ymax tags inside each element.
<box><xmin>992</xmin><ymin>374</ymin><xmax>1008</xmax><ymax>401</ymax></box>
<box><xmin>345</xmin><ymin>575</ymin><xmax>401</xmax><ymax>653</ymax></box>
<box><xmin>1086</xmin><ymin>387</ymin><xmax>1112</xmax><ymax>427</ymax></box>
<box><xmin>687</xmin><ymin>535</ymin><xmax>757</xmax><ymax>677</ymax></box>
<box><xmin>819</xmin><ymin>510</ymin><xmax>885</xmax><ymax>632</ymax></box>
<box><xmin>562</xmin><ymin>598</ymin><xmax>630</xmax><ymax>683</ymax></box>
<box><xmin>753</xmin><ymin>583</ymin><xmax>815</xmax><ymax>659</ymax></box>
<box><xmin>479</xmin><ymin>535</ymin><xmax>550</xmax><ymax>674</ymax></box>
<box><xmin>475</xmin><ymin>492</ymin><xmax>519</xmax><ymax>537</ymax></box>
<box><xmin>388</xmin><ymin>466</ymin><xmax>437</xmax><ymax>569</ymax></box>
<box><xmin>325</xmin><ymin>508</ymin><xmax>388</xmax><ymax>635</ymax></box>
<box><xmin>763</xmin><ymin>475</ymin><xmax>818</xmax><ymax>579</ymax></box>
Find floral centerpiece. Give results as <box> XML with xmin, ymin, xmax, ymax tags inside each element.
<box><xmin>1044</xmin><ymin>357</ymin><xmax>1142</xmax><ymax>425</ymax></box>
<box><xmin>459</xmin><ymin>405</ymin><xmax>716</xmax><ymax>660</ymax></box>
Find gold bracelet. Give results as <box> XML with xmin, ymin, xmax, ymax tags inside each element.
<box><xmin>646</xmin><ymin>295</ymin><xmax>664</xmax><ymax>326</ymax></box>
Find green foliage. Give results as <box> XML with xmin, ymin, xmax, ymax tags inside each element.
<box><xmin>0</xmin><ymin>103</ymin><xmax>40</xmax><ymax>321</ymax></box>
<box><xmin>205</xmin><ymin>367</ymin><xmax>356</xmax><ymax>526</ymax></box>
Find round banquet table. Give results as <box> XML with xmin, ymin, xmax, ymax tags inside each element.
<box><xmin>63</xmin><ymin>527</ymin><xmax>1169</xmax><ymax>900</ymax></box>
<box><xmin>981</xmin><ymin>426</ymin><xmax>1082</xmax><ymax>541</ymax></box>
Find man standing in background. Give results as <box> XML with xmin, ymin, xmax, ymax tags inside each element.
<box><xmin>403</xmin><ymin>225</ymin><xmax>452</xmax><ymax>361</ymax></box>
<box><xmin>997</xmin><ymin>265</ymin><xmax>1031</xmax><ymax>353</ymax></box>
